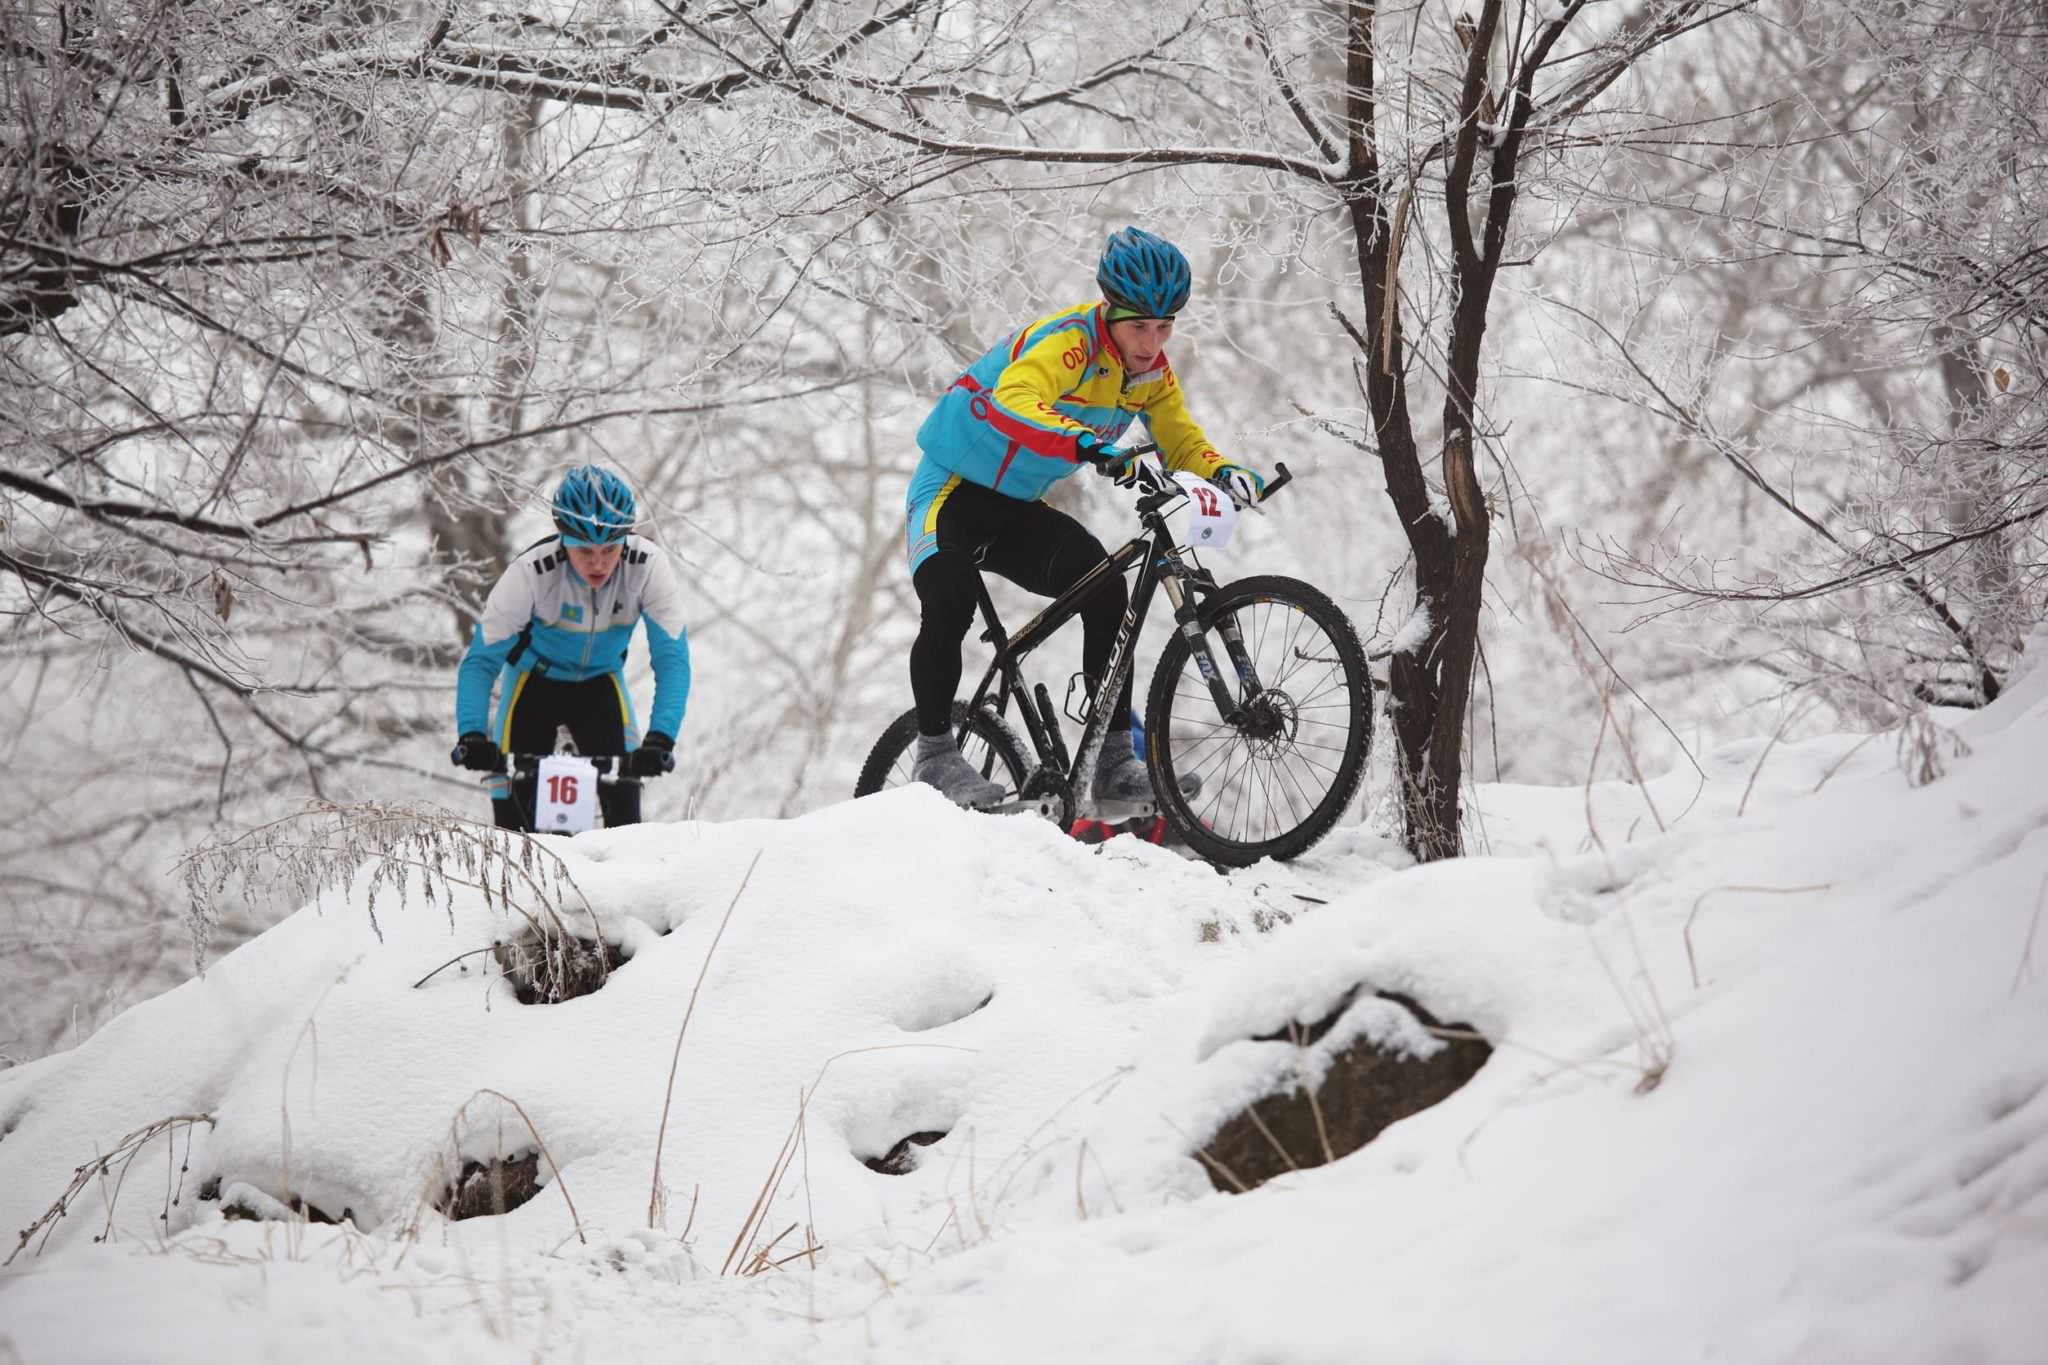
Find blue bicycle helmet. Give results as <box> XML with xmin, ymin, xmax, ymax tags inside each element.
<box><xmin>552</xmin><ymin>464</ymin><xmax>635</xmax><ymax>546</ymax></box>
<box><xmin>1096</xmin><ymin>227</ymin><xmax>1191</xmax><ymax>319</ymax></box>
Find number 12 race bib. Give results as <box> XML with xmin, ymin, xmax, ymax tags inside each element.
<box><xmin>1170</xmin><ymin>472</ymin><xmax>1238</xmax><ymax>550</ymax></box>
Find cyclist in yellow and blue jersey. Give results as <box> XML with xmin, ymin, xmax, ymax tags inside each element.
<box><xmin>904</xmin><ymin>226</ymin><xmax>1268</xmax><ymax>808</ymax></box>
<box><xmin>452</xmin><ymin>465</ymin><xmax>690</xmax><ymax>829</ymax></box>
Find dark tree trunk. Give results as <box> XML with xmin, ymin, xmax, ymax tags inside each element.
<box><xmin>1340</xmin><ymin>0</ymin><xmax>1512</xmax><ymax>860</ymax></box>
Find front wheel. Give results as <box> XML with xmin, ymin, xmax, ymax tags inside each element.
<box><xmin>1145</xmin><ymin>575</ymin><xmax>1373</xmax><ymax>866</ymax></box>
<box><xmin>854</xmin><ymin>701</ymin><xmax>1033</xmax><ymax>801</ymax></box>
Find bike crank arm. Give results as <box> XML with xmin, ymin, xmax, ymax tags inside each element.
<box><xmin>979</xmin><ymin>794</ymin><xmax>1070</xmax><ymax>820</ymax></box>
<box><xmin>980</xmin><ymin>794</ymin><xmax>1159</xmax><ymax>825</ymax></box>
<box><xmin>1084</xmin><ymin>797</ymin><xmax>1161</xmax><ymax>823</ymax></box>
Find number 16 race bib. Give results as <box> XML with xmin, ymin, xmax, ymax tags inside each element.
<box><xmin>535</xmin><ymin>754</ymin><xmax>599</xmax><ymax>833</ymax></box>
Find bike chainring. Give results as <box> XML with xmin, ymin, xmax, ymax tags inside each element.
<box><xmin>1019</xmin><ymin>765</ymin><xmax>1077</xmax><ymax>828</ymax></box>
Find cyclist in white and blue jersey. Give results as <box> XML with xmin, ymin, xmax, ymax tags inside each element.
<box><xmin>452</xmin><ymin>465</ymin><xmax>690</xmax><ymax>829</ymax></box>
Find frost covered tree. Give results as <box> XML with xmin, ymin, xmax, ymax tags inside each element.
<box><xmin>0</xmin><ymin>0</ymin><xmax>931</xmax><ymax>1055</ymax></box>
<box><xmin>653</xmin><ymin>0</ymin><xmax>1759</xmax><ymax>858</ymax></box>
<box><xmin>11</xmin><ymin>0</ymin><xmax>1996</xmax><ymax>1063</ymax></box>
<box><xmin>1535</xmin><ymin>0</ymin><xmax>2045</xmax><ymax>724</ymax></box>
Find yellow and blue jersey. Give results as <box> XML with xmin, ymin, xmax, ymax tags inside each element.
<box><xmin>907</xmin><ymin>301</ymin><xmax>1227</xmax><ymax>569</ymax></box>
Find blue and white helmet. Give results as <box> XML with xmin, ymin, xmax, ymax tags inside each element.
<box><xmin>1096</xmin><ymin>227</ymin><xmax>1191</xmax><ymax>319</ymax></box>
<box><xmin>552</xmin><ymin>464</ymin><xmax>635</xmax><ymax>546</ymax></box>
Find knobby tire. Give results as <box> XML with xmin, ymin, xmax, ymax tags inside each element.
<box><xmin>1144</xmin><ymin>575</ymin><xmax>1372</xmax><ymax>866</ymax></box>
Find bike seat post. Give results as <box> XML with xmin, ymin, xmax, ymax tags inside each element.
<box><xmin>974</xmin><ymin>570</ymin><xmax>1008</xmax><ymax>650</ymax></box>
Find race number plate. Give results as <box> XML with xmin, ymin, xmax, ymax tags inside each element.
<box><xmin>535</xmin><ymin>754</ymin><xmax>599</xmax><ymax>833</ymax></box>
<box><xmin>1170</xmin><ymin>472</ymin><xmax>1237</xmax><ymax>550</ymax></box>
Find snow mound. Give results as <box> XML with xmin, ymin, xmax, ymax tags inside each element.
<box><xmin>3</xmin><ymin>686</ymin><xmax>2046</xmax><ymax>1363</ymax></box>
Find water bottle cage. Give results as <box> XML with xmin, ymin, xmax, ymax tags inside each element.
<box><xmin>1063</xmin><ymin>671</ymin><xmax>1096</xmax><ymax>727</ymax></box>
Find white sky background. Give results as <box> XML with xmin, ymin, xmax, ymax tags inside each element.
<box><xmin>2</xmin><ymin>638</ymin><xmax>2046</xmax><ymax>1362</ymax></box>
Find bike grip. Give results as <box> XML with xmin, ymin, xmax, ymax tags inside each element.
<box><xmin>1088</xmin><ymin>440</ymin><xmax>1158</xmax><ymax>471</ymax></box>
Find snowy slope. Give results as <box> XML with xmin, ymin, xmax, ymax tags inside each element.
<box><xmin>2</xmin><ymin>668</ymin><xmax>2046</xmax><ymax>1363</ymax></box>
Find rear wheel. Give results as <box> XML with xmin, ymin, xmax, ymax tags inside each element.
<box><xmin>1144</xmin><ymin>575</ymin><xmax>1372</xmax><ymax>866</ymax></box>
<box><xmin>855</xmin><ymin>701</ymin><xmax>1033</xmax><ymax>801</ymax></box>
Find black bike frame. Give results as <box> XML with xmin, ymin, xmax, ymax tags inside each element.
<box><xmin>954</xmin><ymin>470</ymin><xmax>1268</xmax><ymax>801</ymax></box>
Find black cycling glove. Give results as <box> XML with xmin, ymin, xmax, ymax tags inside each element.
<box><xmin>628</xmin><ymin>731</ymin><xmax>675</xmax><ymax>778</ymax></box>
<box><xmin>453</xmin><ymin>732</ymin><xmax>501</xmax><ymax>772</ymax></box>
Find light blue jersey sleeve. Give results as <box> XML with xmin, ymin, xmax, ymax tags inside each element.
<box><xmin>454</xmin><ymin>566</ymin><xmax>535</xmax><ymax>735</ymax></box>
<box><xmin>639</xmin><ymin>550</ymin><xmax>691</xmax><ymax>738</ymax></box>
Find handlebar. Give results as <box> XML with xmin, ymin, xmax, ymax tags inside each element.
<box><xmin>449</xmin><ymin>746</ymin><xmax>637</xmax><ymax>778</ymax></box>
<box><xmin>1083</xmin><ymin>442</ymin><xmax>1290</xmax><ymax>508</ymax></box>
<box><xmin>497</xmin><ymin>752</ymin><xmax>624</xmax><ymax>777</ymax></box>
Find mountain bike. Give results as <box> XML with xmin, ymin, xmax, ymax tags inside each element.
<box><xmin>854</xmin><ymin>448</ymin><xmax>1373</xmax><ymax>867</ymax></box>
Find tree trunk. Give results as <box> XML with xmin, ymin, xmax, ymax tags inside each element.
<box><xmin>1341</xmin><ymin>0</ymin><xmax>1513</xmax><ymax>860</ymax></box>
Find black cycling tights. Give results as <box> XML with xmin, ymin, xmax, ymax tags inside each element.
<box><xmin>910</xmin><ymin>480</ymin><xmax>1132</xmax><ymax>737</ymax></box>
<box><xmin>492</xmin><ymin>671</ymin><xmax>642</xmax><ymax>829</ymax></box>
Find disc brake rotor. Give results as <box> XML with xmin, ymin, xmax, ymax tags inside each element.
<box><xmin>1236</xmin><ymin>690</ymin><xmax>1300</xmax><ymax>758</ymax></box>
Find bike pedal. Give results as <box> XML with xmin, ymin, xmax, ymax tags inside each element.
<box><xmin>1068</xmin><ymin>814</ymin><xmax>1170</xmax><ymax>847</ymax></box>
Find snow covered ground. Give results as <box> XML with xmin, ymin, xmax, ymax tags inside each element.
<box><xmin>3</xmin><ymin>657</ymin><xmax>2046</xmax><ymax>1363</ymax></box>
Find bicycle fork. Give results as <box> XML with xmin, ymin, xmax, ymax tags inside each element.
<box><xmin>1160</xmin><ymin>558</ymin><xmax>1262</xmax><ymax>723</ymax></box>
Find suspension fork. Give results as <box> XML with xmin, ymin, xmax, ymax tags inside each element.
<box><xmin>1156</xmin><ymin>546</ymin><xmax>1253</xmax><ymax>724</ymax></box>
<box><xmin>1206</xmin><ymin>587</ymin><xmax>1268</xmax><ymax>696</ymax></box>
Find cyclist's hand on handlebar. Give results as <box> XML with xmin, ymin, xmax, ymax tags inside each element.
<box><xmin>453</xmin><ymin>731</ymin><xmax>501</xmax><ymax>772</ymax></box>
<box><xmin>1076</xmin><ymin>432</ymin><xmax>1141</xmax><ymax>487</ymax></box>
<box><xmin>628</xmin><ymin>731</ymin><xmax>675</xmax><ymax>778</ymax></box>
<box><xmin>1212</xmin><ymin>463</ymin><xmax>1266</xmax><ymax>508</ymax></box>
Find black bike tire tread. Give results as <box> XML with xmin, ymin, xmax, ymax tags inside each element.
<box><xmin>1144</xmin><ymin>574</ymin><xmax>1373</xmax><ymax>865</ymax></box>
